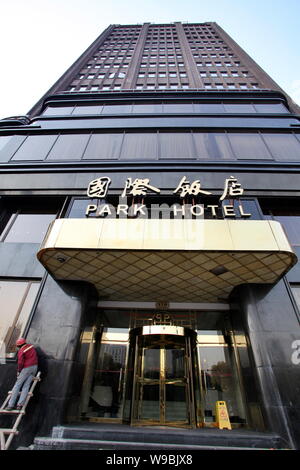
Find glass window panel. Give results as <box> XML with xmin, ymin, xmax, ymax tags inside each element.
<box><xmin>120</xmin><ymin>133</ymin><xmax>158</xmax><ymax>160</ymax></box>
<box><xmin>72</xmin><ymin>105</ymin><xmax>103</xmax><ymax>115</ymax></box>
<box><xmin>0</xmin><ymin>281</ymin><xmax>28</xmax><ymax>350</ymax></box>
<box><xmin>165</xmin><ymin>384</ymin><xmax>188</xmax><ymax>422</ymax></box>
<box><xmin>0</xmin><ymin>280</ymin><xmax>40</xmax><ymax>358</ymax></box>
<box><xmin>254</xmin><ymin>103</ymin><xmax>289</xmax><ymax>113</ymax></box>
<box><xmin>139</xmin><ymin>384</ymin><xmax>160</xmax><ymax>420</ymax></box>
<box><xmin>165</xmin><ymin>347</ymin><xmax>185</xmax><ymax>378</ymax></box>
<box><xmin>15</xmin><ymin>282</ymin><xmax>40</xmax><ymax>339</ymax></box>
<box><xmin>2</xmin><ymin>213</ymin><xmax>55</xmax><ymax>243</ymax></box>
<box><xmin>68</xmin><ymin>199</ymin><xmax>94</xmax><ymax>219</ymax></box>
<box><xmin>102</xmin><ymin>104</ymin><xmax>132</xmax><ymax>114</ymax></box>
<box><xmin>159</xmin><ymin>133</ymin><xmax>195</xmax><ymax>159</ymax></box>
<box><xmin>198</xmin><ymin>344</ymin><xmax>245</xmax><ymax>422</ymax></box>
<box><xmin>262</xmin><ymin>133</ymin><xmax>300</xmax><ymax>161</ymax></box>
<box><xmin>291</xmin><ymin>286</ymin><xmax>300</xmax><ymax>310</ymax></box>
<box><xmin>193</xmin><ymin>103</ymin><xmax>225</xmax><ymax>113</ymax></box>
<box><xmin>87</xmin><ymin>327</ymin><xmax>128</xmax><ymax>419</ymax></box>
<box><xmin>223</xmin><ymin>103</ymin><xmax>256</xmax><ymax>113</ymax></box>
<box><xmin>208</xmin><ymin>133</ymin><xmax>235</xmax><ymax>160</ymax></box>
<box><xmin>132</xmin><ymin>103</ymin><xmax>163</xmax><ymax>113</ymax></box>
<box><xmin>83</xmin><ymin>133</ymin><xmax>123</xmax><ymax>160</ymax></box>
<box><xmin>193</xmin><ymin>133</ymin><xmax>211</xmax><ymax>159</ymax></box>
<box><xmin>163</xmin><ymin>103</ymin><xmax>194</xmax><ymax>113</ymax></box>
<box><xmin>43</xmin><ymin>106</ymin><xmax>74</xmax><ymax>115</ymax></box>
<box><xmin>143</xmin><ymin>348</ymin><xmax>160</xmax><ymax>379</ymax></box>
<box><xmin>46</xmin><ymin>134</ymin><xmax>90</xmax><ymax>160</ymax></box>
<box><xmin>0</xmin><ymin>135</ymin><xmax>27</xmax><ymax>162</ymax></box>
<box><xmin>228</xmin><ymin>133</ymin><xmax>273</xmax><ymax>160</ymax></box>
<box><xmin>12</xmin><ymin>135</ymin><xmax>58</xmax><ymax>161</ymax></box>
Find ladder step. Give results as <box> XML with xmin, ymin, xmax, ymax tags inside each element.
<box><xmin>0</xmin><ymin>410</ymin><xmax>25</xmax><ymax>415</ymax></box>
<box><xmin>0</xmin><ymin>430</ymin><xmax>19</xmax><ymax>435</ymax></box>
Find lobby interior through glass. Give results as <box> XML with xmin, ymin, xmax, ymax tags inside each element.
<box><xmin>78</xmin><ymin>308</ymin><xmax>248</xmax><ymax>428</ymax></box>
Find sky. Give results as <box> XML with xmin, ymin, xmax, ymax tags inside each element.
<box><xmin>0</xmin><ymin>0</ymin><xmax>299</xmax><ymax>119</ymax></box>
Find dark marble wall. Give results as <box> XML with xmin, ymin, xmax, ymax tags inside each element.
<box><xmin>232</xmin><ymin>281</ymin><xmax>300</xmax><ymax>449</ymax></box>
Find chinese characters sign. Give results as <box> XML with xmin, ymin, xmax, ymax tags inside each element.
<box><xmin>85</xmin><ymin>175</ymin><xmax>251</xmax><ymax>218</ymax></box>
<box><xmin>87</xmin><ymin>175</ymin><xmax>244</xmax><ymax>201</ymax></box>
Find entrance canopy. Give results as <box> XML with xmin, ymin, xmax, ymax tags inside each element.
<box><xmin>37</xmin><ymin>219</ymin><xmax>296</xmax><ymax>303</ymax></box>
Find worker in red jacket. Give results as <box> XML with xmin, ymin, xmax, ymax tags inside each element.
<box><xmin>6</xmin><ymin>338</ymin><xmax>38</xmax><ymax>411</ymax></box>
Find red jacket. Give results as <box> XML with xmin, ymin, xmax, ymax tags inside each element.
<box><xmin>17</xmin><ymin>344</ymin><xmax>38</xmax><ymax>373</ymax></box>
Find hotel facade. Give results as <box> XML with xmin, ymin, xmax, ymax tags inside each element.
<box><xmin>1</xmin><ymin>22</ymin><xmax>300</xmax><ymax>449</ymax></box>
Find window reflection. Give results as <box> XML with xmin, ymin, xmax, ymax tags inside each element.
<box><xmin>0</xmin><ymin>280</ymin><xmax>40</xmax><ymax>358</ymax></box>
<box><xmin>1</xmin><ymin>212</ymin><xmax>55</xmax><ymax>243</ymax></box>
<box><xmin>3</xmin><ymin>130</ymin><xmax>300</xmax><ymax>162</ymax></box>
<box><xmin>86</xmin><ymin>328</ymin><xmax>129</xmax><ymax>419</ymax></box>
<box><xmin>197</xmin><ymin>329</ymin><xmax>246</xmax><ymax>424</ymax></box>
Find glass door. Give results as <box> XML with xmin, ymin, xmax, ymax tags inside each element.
<box><xmin>130</xmin><ymin>327</ymin><xmax>196</xmax><ymax>427</ymax></box>
<box><xmin>80</xmin><ymin>327</ymin><xmax>129</xmax><ymax>421</ymax></box>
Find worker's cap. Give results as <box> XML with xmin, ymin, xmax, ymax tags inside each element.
<box><xmin>16</xmin><ymin>338</ymin><xmax>26</xmax><ymax>347</ymax></box>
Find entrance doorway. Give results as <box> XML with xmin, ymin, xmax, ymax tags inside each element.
<box><xmin>77</xmin><ymin>310</ymin><xmax>249</xmax><ymax>429</ymax></box>
<box><xmin>128</xmin><ymin>326</ymin><xmax>197</xmax><ymax>427</ymax></box>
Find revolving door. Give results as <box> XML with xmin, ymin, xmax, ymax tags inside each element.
<box><xmin>127</xmin><ymin>326</ymin><xmax>198</xmax><ymax>427</ymax></box>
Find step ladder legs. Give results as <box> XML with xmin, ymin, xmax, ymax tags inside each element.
<box><xmin>0</xmin><ymin>371</ymin><xmax>41</xmax><ymax>450</ymax></box>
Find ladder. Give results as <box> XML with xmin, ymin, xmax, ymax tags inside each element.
<box><xmin>0</xmin><ymin>371</ymin><xmax>41</xmax><ymax>450</ymax></box>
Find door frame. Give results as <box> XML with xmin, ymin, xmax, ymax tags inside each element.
<box><xmin>129</xmin><ymin>326</ymin><xmax>197</xmax><ymax>428</ymax></box>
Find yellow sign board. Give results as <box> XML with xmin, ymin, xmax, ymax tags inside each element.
<box><xmin>215</xmin><ymin>401</ymin><xmax>232</xmax><ymax>430</ymax></box>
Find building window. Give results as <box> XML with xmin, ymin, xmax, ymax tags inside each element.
<box><xmin>11</xmin><ymin>134</ymin><xmax>59</xmax><ymax>161</ymax></box>
<box><xmin>290</xmin><ymin>286</ymin><xmax>300</xmax><ymax>312</ymax></box>
<box><xmin>83</xmin><ymin>133</ymin><xmax>123</xmax><ymax>160</ymax></box>
<box><xmin>0</xmin><ymin>211</ymin><xmax>56</xmax><ymax>243</ymax></box>
<box><xmin>228</xmin><ymin>133</ymin><xmax>273</xmax><ymax>160</ymax></box>
<box><xmin>0</xmin><ymin>280</ymin><xmax>40</xmax><ymax>358</ymax></box>
<box><xmin>262</xmin><ymin>133</ymin><xmax>300</xmax><ymax>161</ymax></box>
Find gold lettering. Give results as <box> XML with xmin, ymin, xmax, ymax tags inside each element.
<box><xmin>190</xmin><ymin>204</ymin><xmax>204</xmax><ymax>216</ymax></box>
<box><xmin>223</xmin><ymin>205</ymin><xmax>235</xmax><ymax>217</ymax></box>
<box><xmin>238</xmin><ymin>204</ymin><xmax>251</xmax><ymax>217</ymax></box>
<box><xmin>85</xmin><ymin>204</ymin><xmax>97</xmax><ymax>216</ymax></box>
<box><xmin>97</xmin><ymin>204</ymin><xmax>112</xmax><ymax>217</ymax></box>
<box><xmin>133</xmin><ymin>204</ymin><xmax>147</xmax><ymax>216</ymax></box>
<box><xmin>172</xmin><ymin>204</ymin><xmax>185</xmax><ymax>217</ymax></box>
<box><xmin>117</xmin><ymin>204</ymin><xmax>128</xmax><ymax>216</ymax></box>
<box><xmin>207</xmin><ymin>205</ymin><xmax>219</xmax><ymax>217</ymax></box>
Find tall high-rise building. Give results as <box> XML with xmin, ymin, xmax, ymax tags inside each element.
<box><xmin>0</xmin><ymin>22</ymin><xmax>300</xmax><ymax>451</ymax></box>
<box><xmin>29</xmin><ymin>22</ymin><xmax>300</xmax><ymax>116</ymax></box>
